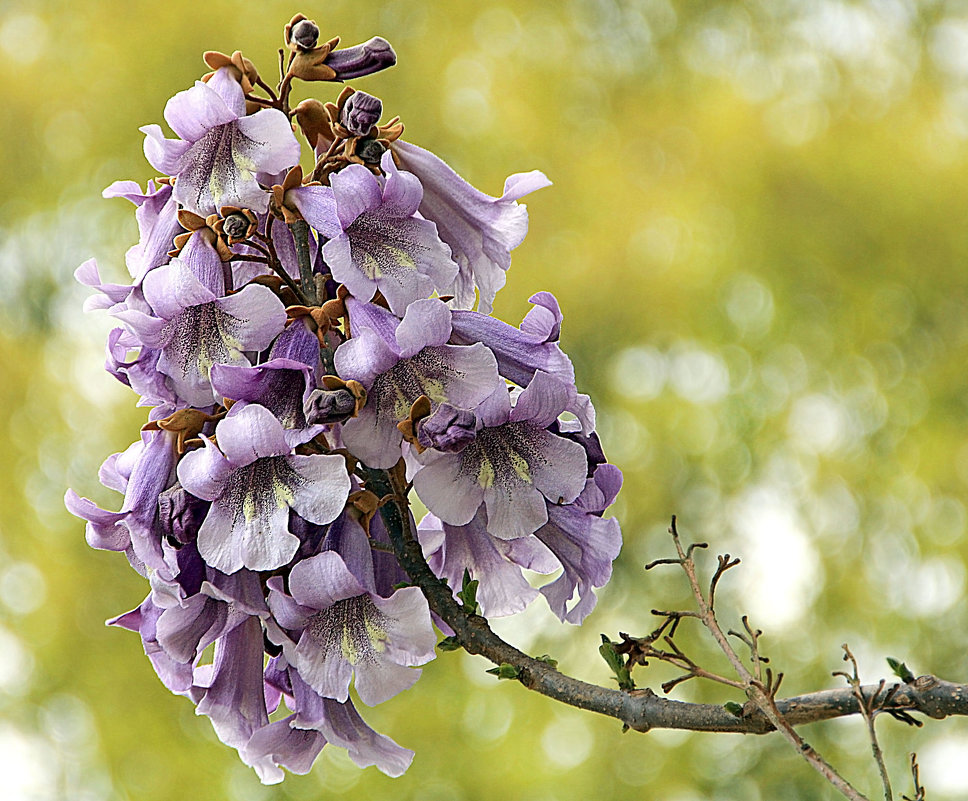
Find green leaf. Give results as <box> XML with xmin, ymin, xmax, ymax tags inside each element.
<box><xmin>887</xmin><ymin>657</ymin><xmax>915</xmax><ymax>683</ymax></box>
<box><xmin>535</xmin><ymin>654</ymin><xmax>558</xmax><ymax>669</ymax></box>
<box><xmin>485</xmin><ymin>663</ymin><xmax>520</xmax><ymax>680</ymax></box>
<box><xmin>599</xmin><ymin>635</ymin><xmax>634</xmax><ymax>691</ymax></box>
<box><xmin>437</xmin><ymin>636</ymin><xmax>462</xmax><ymax>652</ymax></box>
<box><xmin>724</xmin><ymin>701</ymin><xmax>744</xmax><ymax>717</ymax></box>
<box><xmin>457</xmin><ymin>569</ymin><xmax>479</xmax><ymax>614</ymax></box>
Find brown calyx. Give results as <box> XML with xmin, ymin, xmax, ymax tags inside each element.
<box><xmin>203</xmin><ymin>50</ymin><xmax>260</xmax><ymax>94</ymax></box>
<box><xmin>144</xmin><ymin>408</ymin><xmax>225</xmax><ymax>454</ymax></box>
<box><xmin>169</xmin><ymin>208</ymin><xmax>257</xmax><ymax>262</ymax></box>
<box><xmin>294</xmin><ymin>99</ymin><xmax>336</xmax><ymax>152</ymax></box>
<box><xmin>396</xmin><ymin>395</ymin><xmax>433</xmax><ymax>454</ymax></box>
<box><xmin>309</xmin><ymin>87</ymin><xmax>404</xmax><ymax>184</ymax></box>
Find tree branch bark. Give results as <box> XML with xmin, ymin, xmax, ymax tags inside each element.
<box><xmin>365</xmin><ymin>468</ymin><xmax>968</xmax><ymax>738</ymax></box>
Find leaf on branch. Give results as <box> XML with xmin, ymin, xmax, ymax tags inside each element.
<box><xmin>437</xmin><ymin>636</ymin><xmax>463</xmax><ymax>652</ymax></box>
<box><xmin>535</xmin><ymin>654</ymin><xmax>558</xmax><ymax>669</ymax></box>
<box><xmin>888</xmin><ymin>657</ymin><xmax>916</xmax><ymax>684</ymax></box>
<box><xmin>724</xmin><ymin>701</ymin><xmax>745</xmax><ymax>718</ymax></box>
<box><xmin>486</xmin><ymin>663</ymin><xmax>520</xmax><ymax>680</ymax></box>
<box><xmin>600</xmin><ymin>634</ymin><xmax>635</xmax><ymax>691</ymax></box>
<box><xmin>457</xmin><ymin>568</ymin><xmax>480</xmax><ymax>614</ymax></box>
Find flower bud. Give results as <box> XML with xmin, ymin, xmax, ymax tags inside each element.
<box><xmin>325</xmin><ymin>37</ymin><xmax>397</xmax><ymax>80</ymax></box>
<box><xmin>222</xmin><ymin>211</ymin><xmax>251</xmax><ymax>240</ymax></box>
<box><xmin>158</xmin><ymin>485</ymin><xmax>209</xmax><ymax>546</ymax></box>
<box><xmin>356</xmin><ymin>138</ymin><xmax>387</xmax><ymax>165</ymax></box>
<box><xmin>305</xmin><ymin>387</ymin><xmax>359</xmax><ymax>424</ymax></box>
<box><xmin>341</xmin><ymin>91</ymin><xmax>383</xmax><ymax>136</ymax></box>
<box><xmin>291</xmin><ymin>18</ymin><xmax>320</xmax><ymax>50</ymax></box>
<box><xmin>417</xmin><ymin>403</ymin><xmax>477</xmax><ymax>453</ymax></box>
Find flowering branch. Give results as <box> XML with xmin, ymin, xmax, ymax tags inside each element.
<box><xmin>66</xmin><ymin>10</ymin><xmax>968</xmax><ymax>795</ymax></box>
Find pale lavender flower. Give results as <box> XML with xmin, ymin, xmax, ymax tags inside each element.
<box><xmin>177</xmin><ymin>404</ymin><xmax>351</xmax><ymax>573</ymax></box>
<box><xmin>108</xmin><ymin>595</ymin><xmax>195</xmax><ymax>694</ymax></box>
<box><xmin>450</xmin><ymin>291</ymin><xmax>595</xmax><ymax>433</ymax></box>
<box><xmin>142</xmin><ymin>68</ymin><xmax>300</xmax><ymax>215</ymax></box>
<box><xmin>393</xmin><ymin>139</ymin><xmax>551</xmax><ymax>313</ymax></box>
<box><xmin>535</xmin><ymin>461</ymin><xmax>623</xmax><ymax>623</ymax></box>
<box><xmin>102</xmin><ymin>179</ymin><xmax>181</xmax><ymax>283</ymax></box>
<box><xmin>65</xmin><ymin>422</ymin><xmax>180</xmax><ymax>573</ymax></box>
<box><xmin>112</xmin><ymin>255</ymin><xmax>286</xmax><ymax>407</ymax></box>
<box><xmin>195</xmin><ymin>616</ymin><xmax>272</xmax><ymax>758</ymax></box>
<box><xmin>417</xmin><ymin>456</ymin><xmax>623</xmax><ymax>623</ymax></box>
<box><xmin>334</xmin><ymin>298</ymin><xmax>501</xmax><ymax>468</ymax></box>
<box><xmin>285</xmin><ymin>666</ymin><xmax>414</xmax><ymax>775</ymax></box>
<box><xmin>242</xmin><ymin>715</ymin><xmax>327</xmax><ymax>784</ymax></box>
<box><xmin>295</xmin><ymin>151</ymin><xmax>458</xmax><ymax>316</ymax></box>
<box><xmin>417</xmin><ymin>508</ymin><xmax>559</xmax><ymax>617</ymax></box>
<box><xmin>266</xmin><ymin>550</ymin><xmax>436</xmax><ymax>706</ymax></box>
<box><xmin>155</xmin><ymin>569</ymin><xmax>267</xmax><ymax>666</ymax></box>
<box><xmin>412</xmin><ymin>371</ymin><xmax>588</xmax><ymax>540</ymax></box>
<box><xmin>209</xmin><ymin>322</ymin><xmax>319</xmax><ymax>429</ymax></box>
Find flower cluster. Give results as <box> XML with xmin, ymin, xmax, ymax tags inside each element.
<box><xmin>67</xmin><ymin>13</ymin><xmax>622</xmax><ymax>784</ymax></box>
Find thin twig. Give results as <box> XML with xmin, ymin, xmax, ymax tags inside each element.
<box><xmin>369</xmin><ymin>497</ymin><xmax>962</xmax><ymax>794</ymax></box>
<box><xmin>901</xmin><ymin>754</ymin><xmax>925</xmax><ymax>801</ymax></box>
<box><xmin>666</xmin><ymin>518</ymin><xmax>870</xmax><ymax>801</ymax></box>
<box><xmin>251</xmin><ymin>231</ymin><xmax>311</xmax><ymax>305</ymax></box>
<box><xmin>836</xmin><ymin>645</ymin><xmax>894</xmax><ymax>801</ymax></box>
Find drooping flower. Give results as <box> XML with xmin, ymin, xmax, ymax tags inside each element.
<box><xmin>210</xmin><ymin>320</ymin><xmax>319</xmax><ymax>429</ymax></box>
<box><xmin>533</xmin><ymin>459</ymin><xmax>623</xmax><ymax>623</ymax></box>
<box><xmin>65</xmin><ymin>421</ymin><xmax>181</xmax><ymax>574</ymax></box>
<box><xmin>412</xmin><ymin>371</ymin><xmax>588</xmax><ymax>540</ymax></box>
<box><xmin>450</xmin><ymin>291</ymin><xmax>596</xmax><ymax>433</ymax></box>
<box><xmin>416</xmin><ymin>444</ymin><xmax>623</xmax><ymax>624</ymax></box>
<box><xmin>417</xmin><ymin>508</ymin><xmax>560</xmax><ymax>617</ymax></box>
<box><xmin>266</xmin><ymin>549</ymin><xmax>436</xmax><ymax>706</ymax></box>
<box><xmin>393</xmin><ymin>140</ymin><xmax>551</xmax><ymax>313</ymax></box>
<box><xmin>334</xmin><ymin>298</ymin><xmax>501</xmax><ymax>468</ymax></box>
<box><xmin>101</xmin><ymin>179</ymin><xmax>181</xmax><ymax>284</ymax></box>
<box><xmin>268</xmin><ymin>663</ymin><xmax>414</xmax><ymax>776</ymax></box>
<box><xmin>177</xmin><ymin>404</ymin><xmax>351</xmax><ymax>573</ymax></box>
<box><xmin>142</xmin><ymin>68</ymin><xmax>300</xmax><ymax>216</ymax></box>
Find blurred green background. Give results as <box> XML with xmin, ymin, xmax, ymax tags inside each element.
<box><xmin>4</xmin><ymin>0</ymin><xmax>968</xmax><ymax>798</ymax></box>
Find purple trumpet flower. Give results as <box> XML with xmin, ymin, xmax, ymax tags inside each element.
<box><xmin>292</xmin><ymin>151</ymin><xmax>458</xmax><ymax>317</ymax></box>
<box><xmin>418</xmin><ymin>508</ymin><xmax>560</xmax><ymax>617</ymax></box>
<box><xmin>266</xmin><ymin>549</ymin><xmax>436</xmax><ymax>706</ymax></box>
<box><xmin>112</xmin><ymin>252</ymin><xmax>286</xmax><ymax>408</ymax></box>
<box><xmin>260</xmin><ymin>662</ymin><xmax>414</xmax><ymax>777</ymax></box>
<box><xmin>210</xmin><ymin>320</ymin><xmax>321</xmax><ymax>429</ymax></box>
<box><xmin>334</xmin><ymin>297</ymin><xmax>502</xmax><ymax>468</ymax></box>
<box><xmin>412</xmin><ymin>371</ymin><xmax>588</xmax><ymax>540</ymax></box>
<box><xmin>450</xmin><ymin>291</ymin><xmax>595</xmax><ymax>434</ymax></box>
<box><xmin>534</xmin><ymin>460</ymin><xmax>623</xmax><ymax>624</ymax></box>
<box><xmin>102</xmin><ymin>179</ymin><xmax>181</xmax><ymax>283</ymax></box>
<box><xmin>142</xmin><ymin>68</ymin><xmax>300</xmax><ymax>215</ymax></box>
<box><xmin>177</xmin><ymin>404</ymin><xmax>351</xmax><ymax>573</ymax></box>
<box><xmin>393</xmin><ymin>140</ymin><xmax>551</xmax><ymax>313</ymax></box>
<box><xmin>417</xmin><ymin>456</ymin><xmax>623</xmax><ymax>624</ymax></box>
<box><xmin>65</xmin><ymin>421</ymin><xmax>180</xmax><ymax>574</ymax></box>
